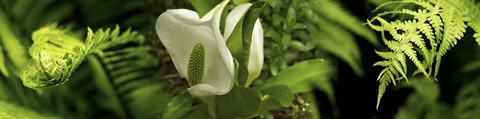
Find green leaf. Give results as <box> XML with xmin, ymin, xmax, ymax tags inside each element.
<box><xmin>0</xmin><ymin>100</ymin><xmax>60</xmax><ymax>119</ymax></box>
<box><xmin>163</xmin><ymin>94</ymin><xmax>193</xmax><ymax>119</ymax></box>
<box><xmin>215</xmin><ymin>86</ymin><xmax>262</xmax><ymax>119</ymax></box>
<box><xmin>188</xmin><ymin>0</ymin><xmax>221</xmax><ymax>17</ymax></box>
<box><xmin>261</xmin><ymin>85</ymin><xmax>293</xmax><ymax>107</ymax></box>
<box><xmin>181</xmin><ymin>104</ymin><xmax>212</xmax><ymax>119</ymax></box>
<box><xmin>226</xmin><ymin>1</ymin><xmax>267</xmax><ymax>87</ymax></box>
<box><xmin>253</xmin><ymin>85</ymin><xmax>294</xmax><ymax>116</ymax></box>
<box><xmin>259</xmin><ymin>59</ymin><xmax>335</xmax><ymax>92</ymax></box>
<box><xmin>376</xmin><ymin>71</ymin><xmax>391</xmax><ymax>110</ymax></box>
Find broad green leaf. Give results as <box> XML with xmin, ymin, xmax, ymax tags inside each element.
<box><xmin>127</xmin><ymin>83</ymin><xmax>172</xmax><ymax>119</ymax></box>
<box><xmin>181</xmin><ymin>104</ymin><xmax>212</xmax><ymax>119</ymax></box>
<box><xmin>0</xmin><ymin>101</ymin><xmax>60</xmax><ymax>119</ymax></box>
<box><xmin>226</xmin><ymin>1</ymin><xmax>267</xmax><ymax>87</ymax></box>
<box><xmin>215</xmin><ymin>86</ymin><xmax>262</xmax><ymax>119</ymax></box>
<box><xmin>259</xmin><ymin>59</ymin><xmax>335</xmax><ymax>91</ymax></box>
<box><xmin>261</xmin><ymin>85</ymin><xmax>293</xmax><ymax>107</ymax></box>
<box><xmin>188</xmin><ymin>0</ymin><xmax>221</xmax><ymax>17</ymax></box>
<box><xmin>290</xmin><ymin>81</ymin><xmax>314</xmax><ymax>93</ymax></box>
<box><xmin>253</xmin><ymin>97</ymin><xmax>282</xmax><ymax>117</ymax></box>
<box><xmin>163</xmin><ymin>94</ymin><xmax>193</xmax><ymax>119</ymax></box>
<box><xmin>253</xmin><ymin>85</ymin><xmax>294</xmax><ymax>116</ymax></box>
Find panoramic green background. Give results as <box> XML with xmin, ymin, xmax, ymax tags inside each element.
<box><xmin>0</xmin><ymin>0</ymin><xmax>480</xmax><ymax>119</ymax></box>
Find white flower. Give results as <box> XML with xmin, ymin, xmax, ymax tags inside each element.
<box><xmin>155</xmin><ymin>0</ymin><xmax>263</xmax><ymax>97</ymax></box>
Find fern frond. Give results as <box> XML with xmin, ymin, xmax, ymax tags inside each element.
<box><xmin>436</xmin><ymin>9</ymin><xmax>467</xmax><ymax>57</ymax></box>
<box><xmin>314</xmin><ymin>0</ymin><xmax>379</xmax><ymax>46</ymax></box>
<box><xmin>20</xmin><ymin>24</ymin><xmax>86</xmax><ymax>88</ymax></box>
<box><xmin>430</xmin><ymin>0</ymin><xmax>480</xmax><ymax>46</ymax></box>
<box><xmin>87</xmin><ymin>32</ymin><xmax>171</xmax><ymax>119</ymax></box>
<box><xmin>376</xmin><ymin>70</ymin><xmax>392</xmax><ymax>109</ymax></box>
<box><xmin>20</xmin><ymin>24</ymin><xmax>145</xmax><ymax>89</ymax></box>
<box><xmin>309</xmin><ymin>0</ymin><xmax>380</xmax><ymax>76</ymax></box>
<box><xmin>373</xmin><ymin>60</ymin><xmax>391</xmax><ymax>67</ymax></box>
<box><xmin>368</xmin><ymin>0</ymin><xmax>471</xmax><ymax>108</ymax></box>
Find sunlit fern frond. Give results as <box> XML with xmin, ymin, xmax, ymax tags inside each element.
<box><xmin>367</xmin><ymin>0</ymin><xmax>470</xmax><ymax>108</ymax></box>
<box><xmin>429</xmin><ymin>0</ymin><xmax>480</xmax><ymax>46</ymax></box>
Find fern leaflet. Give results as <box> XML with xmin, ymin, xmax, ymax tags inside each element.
<box><xmin>367</xmin><ymin>0</ymin><xmax>470</xmax><ymax>108</ymax></box>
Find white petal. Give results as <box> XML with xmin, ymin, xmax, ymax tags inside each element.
<box><xmin>246</xmin><ymin>19</ymin><xmax>264</xmax><ymax>86</ymax></box>
<box><xmin>187</xmin><ymin>84</ymin><xmax>228</xmax><ymax>96</ymax></box>
<box><xmin>156</xmin><ymin>0</ymin><xmax>234</xmax><ymax>97</ymax></box>
<box><xmin>223</xmin><ymin>3</ymin><xmax>252</xmax><ymax>40</ymax></box>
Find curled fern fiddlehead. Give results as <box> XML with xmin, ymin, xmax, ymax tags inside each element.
<box><xmin>20</xmin><ymin>24</ymin><xmax>141</xmax><ymax>88</ymax></box>
<box><xmin>21</xmin><ymin>25</ymin><xmax>86</xmax><ymax>88</ymax></box>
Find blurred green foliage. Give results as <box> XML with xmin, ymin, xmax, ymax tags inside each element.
<box><xmin>0</xmin><ymin>0</ymin><xmax>378</xmax><ymax>118</ymax></box>
<box><xmin>1</xmin><ymin>0</ymin><xmax>479</xmax><ymax>119</ymax></box>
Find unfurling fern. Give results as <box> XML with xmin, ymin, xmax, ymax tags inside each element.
<box><xmin>367</xmin><ymin>0</ymin><xmax>476</xmax><ymax>109</ymax></box>
<box><xmin>20</xmin><ymin>24</ymin><xmax>87</xmax><ymax>88</ymax></box>
<box><xmin>20</xmin><ymin>24</ymin><xmax>143</xmax><ymax>88</ymax></box>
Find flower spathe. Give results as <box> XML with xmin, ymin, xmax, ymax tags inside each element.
<box><xmin>156</xmin><ymin>0</ymin><xmax>264</xmax><ymax>97</ymax></box>
<box><xmin>223</xmin><ymin>3</ymin><xmax>264</xmax><ymax>86</ymax></box>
